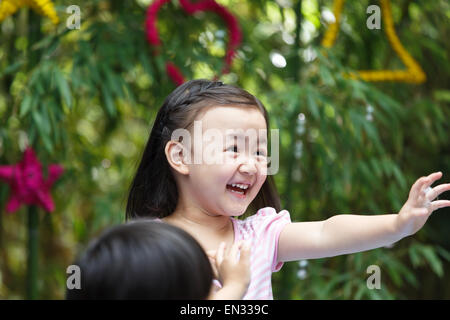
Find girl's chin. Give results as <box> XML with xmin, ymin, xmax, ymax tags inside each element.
<box><xmin>223</xmin><ymin>201</ymin><xmax>249</xmax><ymax>217</ymax></box>
<box><xmin>227</xmin><ymin>209</ymin><xmax>246</xmax><ymax>217</ymax></box>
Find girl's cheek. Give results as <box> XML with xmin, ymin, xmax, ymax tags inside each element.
<box><xmin>256</xmin><ymin>163</ymin><xmax>268</xmax><ymax>180</ymax></box>
<box><xmin>217</xmin><ymin>155</ymin><xmax>236</xmax><ymax>167</ymax></box>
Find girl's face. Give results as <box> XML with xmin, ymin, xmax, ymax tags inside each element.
<box><xmin>184</xmin><ymin>105</ymin><xmax>268</xmax><ymax>218</ymax></box>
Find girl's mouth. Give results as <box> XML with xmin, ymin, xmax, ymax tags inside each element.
<box><xmin>226</xmin><ymin>183</ymin><xmax>250</xmax><ymax>199</ymax></box>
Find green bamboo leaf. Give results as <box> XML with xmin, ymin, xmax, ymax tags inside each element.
<box><xmin>361</xmin><ymin>119</ymin><xmax>378</xmax><ymax>142</ymax></box>
<box><xmin>102</xmin><ymin>85</ymin><xmax>116</xmax><ymax>117</ymax></box>
<box><xmin>319</xmin><ymin>65</ymin><xmax>335</xmax><ymax>86</ymax></box>
<box><xmin>54</xmin><ymin>69</ymin><xmax>72</xmax><ymax>109</ymax></box>
<box><xmin>30</xmin><ymin>34</ymin><xmax>54</xmax><ymax>50</ymax></box>
<box><xmin>369</xmin><ymin>158</ymin><xmax>383</xmax><ymax>178</ymax></box>
<box><xmin>427</xmin><ymin>100</ymin><xmax>445</xmax><ymax>121</ymax></box>
<box><xmin>139</xmin><ymin>52</ymin><xmax>154</xmax><ymax>76</ymax></box>
<box><xmin>121</xmin><ymin>81</ymin><xmax>136</xmax><ymax>106</ymax></box>
<box><xmin>47</xmin><ymin>99</ymin><xmax>61</xmax><ymax>144</ymax></box>
<box><xmin>396</xmin><ymin>248</ymin><xmax>423</xmax><ymax>287</ymax></box>
<box><xmin>349</xmin><ymin>109</ymin><xmax>363</xmax><ymax>145</ymax></box>
<box><xmin>408</xmin><ymin>245</ymin><xmax>421</xmax><ymax>267</ymax></box>
<box><xmin>350</xmin><ymin>81</ymin><xmax>367</xmax><ymax>101</ymax></box>
<box><xmin>41</xmin><ymin>102</ymin><xmax>52</xmax><ymax>132</ymax></box>
<box><xmin>105</xmin><ymin>69</ymin><xmax>124</xmax><ymax>99</ymax></box>
<box><xmin>27</xmin><ymin>67</ymin><xmax>45</xmax><ymax>95</ymax></box>
<box><xmin>384</xmin><ymin>258</ymin><xmax>403</xmax><ymax>287</ymax></box>
<box><xmin>380</xmin><ymin>157</ymin><xmax>393</xmax><ymax>176</ymax></box>
<box><xmin>354</xmin><ymin>252</ymin><xmax>363</xmax><ymax>270</ymax></box>
<box><xmin>306</xmin><ymin>90</ymin><xmax>320</xmax><ymax>120</ymax></box>
<box><xmin>89</xmin><ymin>63</ymin><xmax>102</xmax><ymax>84</ymax></box>
<box><xmin>436</xmin><ymin>246</ymin><xmax>450</xmax><ymax>262</ymax></box>
<box><xmin>155</xmin><ymin>55</ymin><xmax>167</xmax><ymax>74</ymax></box>
<box><xmin>29</xmin><ymin>69</ymin><xmax>41</xmax><ymax>87</ymax></box>
<box><xmin>358</xmin><ymin>161</ymin><xmax>372</xmax><ymax>183</ymax></box>
<box><xmin>402</xmin><ymin>263</ymin><xmax>419</xmax><ymax>288</ymax></box>
<box><xmin>372</xmin><ymin>109</ymin><xmax>390</xmax><ymax>126</ymax></box>
<box><xmin>391</xmin><ymin>165</ymin><xmax>407</xmax><ymax>190</ymax></box>
<box><xmin>354</xmin><ymin>285</ymin><xmax>366</xmax><ymax>300</ymax></box>
<box><xmin>420</xmin><ymin>246</ymin><xmax>443</xmax><ymax>277</ymax></box>
<box><xmin>322</xmin><ymin>273</ymin><xmax>352</xmax><ymax>297</ymax></box>
<box><xmin>20</xmin><ymin>95</ymin><xmax>33</xmax><ymax>118</ymax></box>
<box><xmin>32</xmin><ymin>110</ymin><xmax>53</xmax><ymax>152</ymax></box>
<box><xmin>0</xmin><ymin>60</ymin><xmax>25</xmax><ymax>77</ymax></box>
<box><xmin>421</xmin><ymin>37</ymin><xmax>447</xmax><ymax>58</ymax></box>
<box><xmin>43</xmin><ymin>37</ymin><xmax>60</xmax><ymax>59</ymax></box>
<box><xmin>368</xmin><ymin>88</ymin><xmax>403</xmax><ymax>120</ymax></box>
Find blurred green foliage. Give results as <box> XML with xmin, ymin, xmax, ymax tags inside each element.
<box><xmin>0</xmin><ymin>0</ymin><xmax>449</xmax><ymax>299</ymax></box>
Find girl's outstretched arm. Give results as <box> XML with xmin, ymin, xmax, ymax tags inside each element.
<box><xmin>277</xmin><ymin>172</ymin><xmax>450</xmax><ymax>262</ymax></box>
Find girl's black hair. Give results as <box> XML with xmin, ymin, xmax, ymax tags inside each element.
<box><xmin>126</xmin><ymin>79</ymin><xmax>281</xmax><ymax>220</ymax></box>
<box><xmin>66</xmin><ymin>220</ymin><xmax>213</xmax><ymax>300</ymax></box>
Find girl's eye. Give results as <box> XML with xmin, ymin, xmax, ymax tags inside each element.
<box><xmin>226</xmin><ymin>145</ymin><xmax>238</xmax><ymax>153</ymax></box>
<box><xmin>256</xmin><ymin>150</ymin><xmax>267</xmax><ymax>157</ymax></box>
<box><xmin>226</xmin><ymin>146</ymin><xmax>267</xmax><ymax>156</ymax></box>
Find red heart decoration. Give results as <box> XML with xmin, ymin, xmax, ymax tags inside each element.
<box><xmin>145</xmin><ymin>0</ymin><xmax>242</xmax><ymax>86</ymax></box>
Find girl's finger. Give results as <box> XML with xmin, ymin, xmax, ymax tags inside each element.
<box><xmin>228</xmin><ymin>240</ymin><xmax>243</xmax><ymax>262</ymax></box>
<box><xmin>216</xmin><ymin>242</ymin><xmax>226</xmax><ymax>266</ymax></box>
<box><xmin>239</xmin><ymin>241</ymin><xmax>251</xmax><ymax>264</ymax></box>
<box><xmin>420</xmin><ymin>172</ymin><xmax>443</xmax><ymax>194</ymax></box>
<box><xmin>208</xmin><ymin>257</ymin><xmax>219</xmax><ymax>279</ymax></box>
<box><xmin>411</xmin><ymin>176</ymin><xmax>429</xmax><ymax>198</ymax></box>
<box><xmin>425</xmin><ymin>183</ymin><xmax>450</xmax><ymax>201</ymax></box>
<box><xmin>206</xmin><ymin>250</ymin><xmax>217</xmax><ymax>259</ymax></box>
<box><xmin>430</xmin><ymin>200</ymin><xmax>450</xmax><ymax>212</ymax></box>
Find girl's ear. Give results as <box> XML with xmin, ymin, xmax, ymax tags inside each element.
<box><xmin>165</xmin><ymin>140</ymin><xmax>190</xmax><ymax>175</ymax></box>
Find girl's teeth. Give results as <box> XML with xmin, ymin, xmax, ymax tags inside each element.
<box><xmin>231</xmin><ymin>183</ymin><xmax>249</xmax><ymax>190</ymax></box>
<box><xmin>230</xmin><ymin>189</ymin><xmax>244</xmax><ymax>195</ymax></box>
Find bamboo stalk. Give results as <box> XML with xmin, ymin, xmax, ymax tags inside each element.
<box><xmin>26</xmin><ymin>205</ymin><xmax>38</xmax><ymax>300</ymax></box>
<box><xmin>26</xmin><ymin>8</ymin><xmax>42</xmax><ymax>300</ymax></box>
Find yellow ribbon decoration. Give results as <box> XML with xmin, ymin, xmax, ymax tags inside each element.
<box><xmin>322</xmin><ymin>0</ymin><xmax>426</xmax><ymax>83</ymax></box>
<box><xmin>0</xmin><ymin>0</ymin><xmax>59</xmax><ymax>24</ymax></box>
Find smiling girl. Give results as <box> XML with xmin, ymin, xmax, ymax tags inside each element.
<box><xmin>126</xmin><ymin>79</ymin><xmax>450</xmax><ymax>300</ymax></box>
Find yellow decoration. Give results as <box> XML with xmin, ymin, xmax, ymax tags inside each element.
<box><xmin>322</xmin><ymin>0</ymin><xmax>426</xmax><ymax>83</ymax></box>
<box><xmin>0</xmin><ymin>0</ymin><xmax>59</xmax><ymax>24</ymax></box>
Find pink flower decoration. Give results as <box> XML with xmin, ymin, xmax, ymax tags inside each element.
<box><xmin>0</xmin><ymin>148</ymin><xmax>63</xmax><ymax>213</ymax></box>
<box><xmin>166</xmin><ymin>61</ymin><xmax>185</xmax><ymax>86</ymax></box>
<box><xmin>145</xmin><ymin>0</ymin><xmax>242</xmax><ymax>85</ymax></box>
<box><xmin>145</xmin><ymin>0</ymin><xmax>170</xmax><ymax>48</ymax></box>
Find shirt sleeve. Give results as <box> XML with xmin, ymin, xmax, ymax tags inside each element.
<box><xmin>252</xmin><ymin>207</ymin><xmax>292</xmax><ymax>273</ymax></box>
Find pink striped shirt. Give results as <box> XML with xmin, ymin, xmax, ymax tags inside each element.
<box><xmin>214</xmin><ymin>207</ymin><xmax>292</xmax><ymax>300</ymax></box>
<box><xmin>155</xmin><ymin>207</ymin><xmax>292</xmax><ymax>300</ymax></box>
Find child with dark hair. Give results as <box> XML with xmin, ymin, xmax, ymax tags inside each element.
<box><xmin>127</xmin><ymin>79</ymin><xmax>450</xmax><ymax>299</ymax></box>
<box><xmin>66</xmin><ymin>220</ymin><xmax>251</xmax><ymax>300</ymax></box>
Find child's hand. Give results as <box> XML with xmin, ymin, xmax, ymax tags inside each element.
<box><xmin>206</xmin><ymin>250</ymin><xmax>220</xmax><ymax>280</ymax></box>
<box><xmin>396</xmin><ymin>172</ymin><xmax>450</xmax><ymax>237</ymax></box>
<box><xmin>214</xmin><ymin>240</ymin><xmax>251</xmax><ymax>294</ymax></box>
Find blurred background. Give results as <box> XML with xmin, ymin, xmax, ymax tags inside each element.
<box><xmin>0</xmin><ymin>0</ymin><xmax>449</xmax><ymax>299</ymax></box>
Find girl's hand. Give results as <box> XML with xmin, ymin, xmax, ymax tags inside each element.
<box><xmin>396</xmin><ymin>172</ymin><xmax>450</xmax><ymax>237</ymax></box>
<box><xmin>214</xmin><ymin>240</ymin><xmax>251</xmax><ymax>292</ymax></box>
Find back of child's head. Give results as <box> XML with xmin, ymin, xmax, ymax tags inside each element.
<box><xmin>126</xmin><ymin>79</ymin><xmax>281</xmax><ymax>220</ymax></box>
<box><xmin>66</xmin><ymin>219</ymin><xmax>213</xmax><ymax>300</ymax></box>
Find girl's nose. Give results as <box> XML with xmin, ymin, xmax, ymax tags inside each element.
<box><xmin>238</xmin><ymin>156</ymin><xmax>257</xmax><ymax>175</ymax></box>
